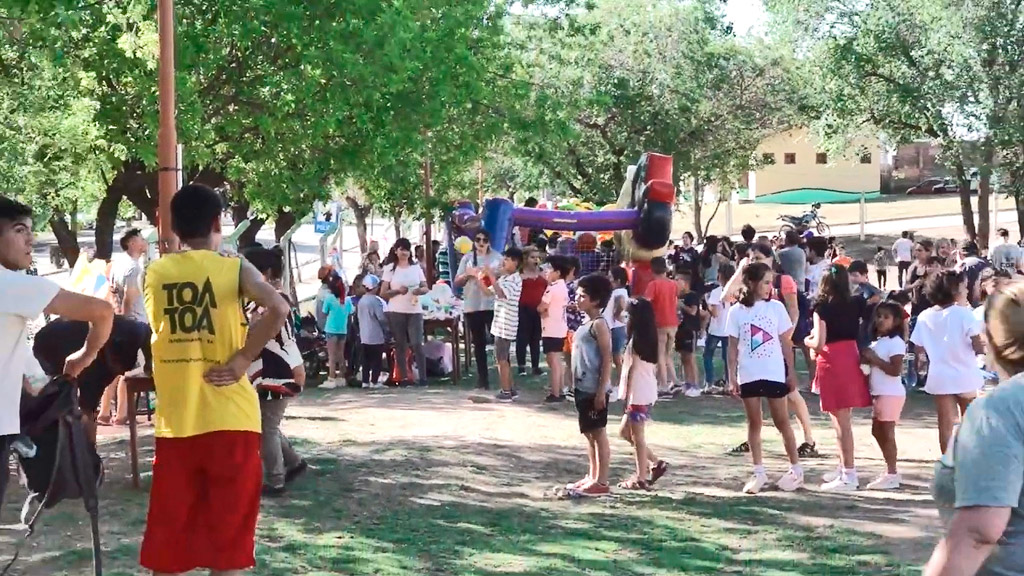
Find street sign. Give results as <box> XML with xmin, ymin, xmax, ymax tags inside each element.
<box><xmin>314</xmin><ymin>201</ymin><xmax>339</xmax><ymax>234</ymax></box>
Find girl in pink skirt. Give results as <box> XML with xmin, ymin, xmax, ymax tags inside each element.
<box><xmin>804</xmin><ymin>264</ymin><xmax>872</xmax><ymax>492</ymax></box>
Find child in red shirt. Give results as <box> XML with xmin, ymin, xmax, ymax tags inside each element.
<box><xmin>644</xmin><ymin>257</ymin><xmax>680</xmax><ymax>395</ymax></box>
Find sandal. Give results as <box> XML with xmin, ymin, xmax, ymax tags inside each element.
<box><xmin>649</xmin><ymin>460</ymin><xmax>669</xmax><ymax>485</ymax></box>
<box><xmin>728</xmin><ymin>441</ymin><xmax>750</xmax><ymax>455</ymax></box>
<box><xmin>616</xmin><ymin>476</ymin><xmax>649</xmax><ymax>491</ymax></box>
<box><xmin>797</xmin><ymin>442</ymin><xmax>821</xmax><ymax>458</ymax></box>
<box><xmin>95</xmin><ymin>416</ymin><xmax>112</xmax><ymax>427</ymax></box>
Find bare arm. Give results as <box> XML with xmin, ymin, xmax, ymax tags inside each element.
<box><xmin>595</xmin><ymin>320</ymin><xmax>613</xmax><ymax>397</ymax></box>
<box><xmin>727</xmin><ymin>336</ymin><xmax>740</xmax><ymax>392</ymax></box>
<box><xmin>924</xmin><ymin>506</ymin><xmax>1010</xmax><ymax>576</ymax></box>
<box><xmin>613</xmin><ymin>294</ymin><xmax>626</xmax><ymax>321</ymax></box>
<box><xmin>780</xmin><ymin>328</ymin><xmax>797</xmax><ymax>390</ymax></box>
<box><xmin>782</xmin><ymin>292</ymin><xmax>799</xmax><ymax>323</ymax></box>
<box><xmin>804</xmin><ymin>314</ymin><xmax>825</xmax><ymax>351</ymax></box>
<box><xmin>865</xmin><ymin>350</ymin><xmax>904</xmax><ymax>377</ymax></box>
<box><xmin>44</xmin><ymin>289</ymin><xmax>114</xmax><ymax>378</ymax></box>
<box><xmin>971</xmin><ymin>334</ymin><xmax>985</xmax><ymax>356</ymax></box>
<box><xmin>205</xmin><ymin>259</ymin><xmax>289</xmax><ymax>385</ymax></box>
<box><xmin>721</xmin><ymin>258</ymin><xmax>748</xmax><ymax>304</ymax></box>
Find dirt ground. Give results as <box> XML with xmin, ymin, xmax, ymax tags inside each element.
<box><xmin>0</xmin><ymin>377</ymin><xmax>947</xmax><ymax>575</ymax></box>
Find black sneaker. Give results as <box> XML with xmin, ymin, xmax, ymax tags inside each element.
<box><xmin>511</xmin><ymin>389</ymin><xmax>520</xmax><ymax>399</ymax></box>
<box><xmin>496</xmin><ymin>390</ymin><xmax>515</xmax><ymax>403</ymax></box>
<box><xmin>262</xmin><ymin>484</ymin><xmax>287</xmax><ymax>498</ymax></box>
<box><xmin>544</xmin><ymin>394</ymin><xmax>564</xmax><ymax>403</ymax></box>
<box><xmin>285</xmin><ymin>460</ymin><xmax>308</xmax><ymax>484</ymax></box>
<box><xmin>532</xmin><ymin>368</ymin><xmax>545</xmax><ymax>376</ymax></box>
<box><xmin>517</xmin><ymin>368</ymin><xmax>528</xmax><ymax>377</ymax></box>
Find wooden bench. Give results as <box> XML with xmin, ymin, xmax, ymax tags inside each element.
<box><xmin>122</xmin><ymin>375</ymin><xmax>155</xmax><ymax>489</ymax></box>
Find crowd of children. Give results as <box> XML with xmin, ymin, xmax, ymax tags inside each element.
<box><xmin>300</xmin><ymin>222</ymin><xmax>1019</xmax><ymax>498</ymax></box>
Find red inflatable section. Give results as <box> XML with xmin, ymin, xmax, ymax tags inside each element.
<box><xmin>646</xmin><ymin>180</ymin><xmax>675</xmax><ymax>204</ymax></box>
<box><xmin>645</xmin><ymin>153</ymin><xmax>673</xmax><ymax>184</ymax></box>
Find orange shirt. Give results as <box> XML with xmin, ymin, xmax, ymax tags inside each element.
<box><xmin>645</xmin><ymin>276</ymin><xmax>679</xmax><ymax>328</ymax></box>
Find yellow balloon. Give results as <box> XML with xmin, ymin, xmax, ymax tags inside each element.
<box><xmin>600</xmin><ymin>204</ymin><xmax>617</xmax><ymax>211</ymax></box>
<box><xmin>454</xmin><ymin>236</ymin><xmax>473</xmax><ymax>254</ymax></box>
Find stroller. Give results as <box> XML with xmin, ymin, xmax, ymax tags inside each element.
<box><xmin>295</xmin><ymin>311</ymin><xmax>328</xmax><ymax>382</ymax></box>
<box><xmin>2</xmin><ymin>376</ymin><xmax>103</xmax><ymax>575</ymax></box>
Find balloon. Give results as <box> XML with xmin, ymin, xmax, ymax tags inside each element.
<box><xmin>600</xmin><ymin>204</ymin><xmax>618</xmax><ymax>211</ymax></box>
<box><xmin>454</xmin><ymin>236</ymin><xmax>473</xmax><ymax>254</ymax></box>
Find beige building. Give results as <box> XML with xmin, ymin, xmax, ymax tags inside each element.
<box><xmin>747</xmin><ymin>128</ymin><xmax>881</xmax><ymax>199</ymax></box>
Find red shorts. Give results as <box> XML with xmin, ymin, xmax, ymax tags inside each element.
<box><xmin>140</xmin><ymin>430</ymin><xmax>262</xmax><ymax>573</ymax></box>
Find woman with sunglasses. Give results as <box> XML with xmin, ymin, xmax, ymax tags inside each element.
<box><xmin>456</xmin><ymin>230</ymin><xmax>504</xmax><ymax>389</ymax></box>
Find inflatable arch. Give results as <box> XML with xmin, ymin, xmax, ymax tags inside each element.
<box><xmin>446</xmin><ymin>152</ymin><xmax>675</xmax><ymax>295</ymax></box>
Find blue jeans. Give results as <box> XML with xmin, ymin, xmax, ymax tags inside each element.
<box><xmin>703</xmin><ymin>335</ymin><xmax>729</xmax><ymax>385</ymax></box>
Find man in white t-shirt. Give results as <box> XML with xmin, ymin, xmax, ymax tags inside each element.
<box><xmin>989</xmin><ymin>228</ymin><xmax>1021</xmax><ymax>275</ymax></box>
<box><xmin>892</xmin><ymin>232</ymin><xmax>914</xmax><ymax>287</ymax></box>
<box><xmin>0</xmin><ymin>197</ymin><xmax>114</xmax><ymax>504</ymax></box>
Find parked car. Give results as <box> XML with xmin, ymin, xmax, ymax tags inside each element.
<box><xmin>906</xmin><ymin>177</ymin><xmax>978</xmax><ymax>195</ymax></box>
<box><xmin>905</xmin><ymin>178</ymin><xmax>945</xmax><ymax>195</ymax></box>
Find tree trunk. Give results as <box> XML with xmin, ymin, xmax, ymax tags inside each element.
<box><xmin>975</xmin><ymin>144</ymin><xmax>996</xmax><ymax>250</ymax></box>
<box><xmin>954</xmin><ymin>160</ymin><xmax>977</xmax><ymax>241</ymax></box>
<box><xmin>691</xmin><ymin>174</ymin><xmax>703</xmax><ymax>242</ymax></box>
<box><xmin>93</xmin><ymin>190</ymin><xmax>124</xmax><ymax>260</ymax></box>
<box><xmin>274</xmin><ymin>209</ymin><xmax>297</xmax><ymax>243</ymax></box>
<box><xmin>393</xmin><ymin>210</ymin><xmax>403</xmax><ymax>239</ymax></box>
<box><xmin>238</xmin><ymin>217</ymin><xmax>265</xmax><ymax>249</ymax></box>
<box><xmin>345</xmin><ymin>196</ymin><xmax>370</xmax><ymax>254</ymax></box>
<box><xmin>49</xmin><ymin>212</ymin><xmax>80</xmax><ymax>267</ymax></box>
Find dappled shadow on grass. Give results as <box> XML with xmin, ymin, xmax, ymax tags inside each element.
<box><xmin>252</xmin><ymin>440</ymin><xmax>923</xmax><ymax>576</ymax></box>
<box><xmin>2</xmin><ymin>380</ymin><xmax>942</xmax><ymax>575</ymax></box>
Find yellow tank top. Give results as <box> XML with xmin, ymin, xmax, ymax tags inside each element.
<box><xmin>144</xmin><ymin>250</ymin><xmax>260</xmax><ymax>438</ymax></box>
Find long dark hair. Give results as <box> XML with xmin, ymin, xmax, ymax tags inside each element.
<box><xmin>384</xmin><ymin>237</ymin><xmax>415</xmax><ymax>269</ymax></box>
<box><xmin>738</xmin><ymin>262</ymin><xmax>772</xmax><ymax>307</ymax></box>
<box><xmin>627</xmin><ymin>298</ymin><xmax>658</xmax><ymax>364</ymax></box>
<box><xmin>816</xmin><ymin>263</ymin><xmax>852</xmax><ymax>307</ymax></box>
<box><xmin>872</xmin><ymin>301</ymin><xmax>906</xmax><ymax>340</ymax></box>
<box><xmin>242</xmin><ymin>244</ymin><xmax>285</xmax><ymax>281</ymax></box>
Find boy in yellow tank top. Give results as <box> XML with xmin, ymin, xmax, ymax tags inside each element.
<box><xmin>139</xmin><ymin>184</ymin><xmax>290</xmax><ymax>576</ymax></box>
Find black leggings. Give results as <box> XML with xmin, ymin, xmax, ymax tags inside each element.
<box><xmin>465</xmin><ymin>310</ymin><xmax>494</xmax><ymax>386</ymax></box>
<box><xmin>876</xmin><ymin>269</ymin><xmax>887</xmax><ymax>288</ymax></box>
<box><xmin>361</xmin><ymin>344</ymin><xmax>385</xmax><ymax>385</ymax></box>
<box><xmin>897</xmin><ymin>261</ymin><xmax>911</xmax><ymax>287</ymax></box>
<box><xmin>516</xmin><ymin>306</ymin><xmax>541</xmax><ymax>372</ymax></box>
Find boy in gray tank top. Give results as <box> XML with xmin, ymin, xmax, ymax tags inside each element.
<box><xmin>565</xmin><ymin>274</ymin><xmax>614</xmax><ymax>498</ymax></box>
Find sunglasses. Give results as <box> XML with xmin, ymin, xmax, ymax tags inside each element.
<box><xmin>475</xmin><ymin>237</ymin><xmax>489</xmax><ymax>244</ymax></box>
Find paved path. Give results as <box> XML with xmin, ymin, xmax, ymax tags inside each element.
<box><xmin>827</xmin><ymin>208</ymin><xmax>1018</xmax><ymax>237</ymax></box>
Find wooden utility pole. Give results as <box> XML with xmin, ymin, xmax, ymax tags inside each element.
<box><xmin>157</xmin><ymin>0</ymin><xmax>180</xmax><ymax>255</ymax></box>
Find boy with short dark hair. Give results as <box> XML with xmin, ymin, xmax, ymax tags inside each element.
<box><xmin>674</xmin><ymin>267</ymin><xmax>702</xmax><ymax>397</ymax></box>
<box><xmin>848</xmin><ymin>260</ymin><xmax>882</xmax><ymax>304</ymax></box>
<box><xmin>491</xmin><ymin>247</ymin><xmax>524</xmax><ymax>402</ymax></box>
<box><xmin>539</xmin><ymin>255</ymin><xmax>572</xmax><ymax>403</ymax></box>
<box><xmin>564</xmin><ymin>273</ymin><xmax>614</xmax><ymax>497</ymax></box>
<box><xmin>0</xmin><ymin>196</ymin><xmax>113</xmax><ymax>513</ymax></box>
<box><xmin>140</xmin><ymin>184</ymin><xmax>290</xmax><ymax>575</ymax></box>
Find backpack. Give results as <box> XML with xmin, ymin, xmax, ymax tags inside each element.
<box><xmin>774</xmin><ymin>275</ymin><xmax>812</xmax><ymax>340</ymax></box>
<box><xmin>3</xmin><ymin>376</ymin><xmax>103</xmax><ymax>576</ymax></box>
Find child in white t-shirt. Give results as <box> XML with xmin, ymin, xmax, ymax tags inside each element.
<box><xmin>615</xmin><ymin>298</ymin><xmax>667</xmax><ymax>490</ymax></box>
<box><xmin>725</xmin><ymin>262</ymin><xmax>803</xmax><ymax>495</ymax></box>
<box><xmin>910</xmin><ymin>270</ymin><xmax>985</xmax><ymax>453</ymax></box>
<box><xmin>860</xmin><ymin>302</ymin><xmax>907</xmax><ymax>490</ymax></box>
<box><xmin>703</xmin><ymin>264</ymin><xmax>734</xmax><ymax>392</ymax></box>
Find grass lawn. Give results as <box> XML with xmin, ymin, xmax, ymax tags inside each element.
<box><xmin>0</xmin><ymin>359</ymin><xmax>944</xmax><ymax>575</ymax></box>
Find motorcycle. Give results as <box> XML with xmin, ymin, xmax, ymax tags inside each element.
<box><xmin>777</xmin><ymin>202</ymin><xmax>831</xmax><ymax>236</ymax></box>
<box><xmin>294</xmin><ymin>312</ymin><xmax>328</xmax><ymax>383</ymax></box>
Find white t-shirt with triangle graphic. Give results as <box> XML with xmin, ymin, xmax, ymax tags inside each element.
<box><xmin>725</xmin><ymin>299</ymin><xmax>793</xmax><ymax>385</ymax></box>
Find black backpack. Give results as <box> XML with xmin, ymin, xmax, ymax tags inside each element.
<box><xmin>2</xmin><ymin>376</ymin><xmax>103</xmax><ymax>576</ymax></box>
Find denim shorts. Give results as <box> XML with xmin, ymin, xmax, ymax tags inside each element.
<box><xmin>610</xmin><ymin>326</ymin><xmax>627</xmax><ymax>356</ymax></box>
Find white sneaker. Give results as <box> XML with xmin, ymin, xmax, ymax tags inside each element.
<box><xmin>776</xmin><ymin>469</ymin><xmax>804</xmax><ymax>492</ymax></box>
<box><xmin>320</xmin><ymin>379</ymin><xmax>338</xmax><ymax>390</ymax></box>
<box><xmin>821</xmin><ymin>476</ymin><xmax>859</xmax><ymax>492</ymax></box>
<box><xmin>370</xmin><ymin>382</ymin><xmax>387</xmax><ymax>390</ymax></box>
<box><xmin>866</xmin><ymin>473</ymin><xmax>902</xmax><ymax>491</ymax></box>
<box><xmin>742</xmin><ymin>473</ymin><xmax>769</xmax><ymax>494</ymax></box>
<box><xmin>683</xmin><ymin>383</ymin><xmax>702</xmax><ymax>398</ymax></box>
<box><xmin>361</xmin><ymin>382</ymin><xmax>371</xmax><ymax>389</ymax></box>
<box><xmin>822</xmin><ymin>467</ymin><xmax>842</xmax><ymax>483</ymax></box>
